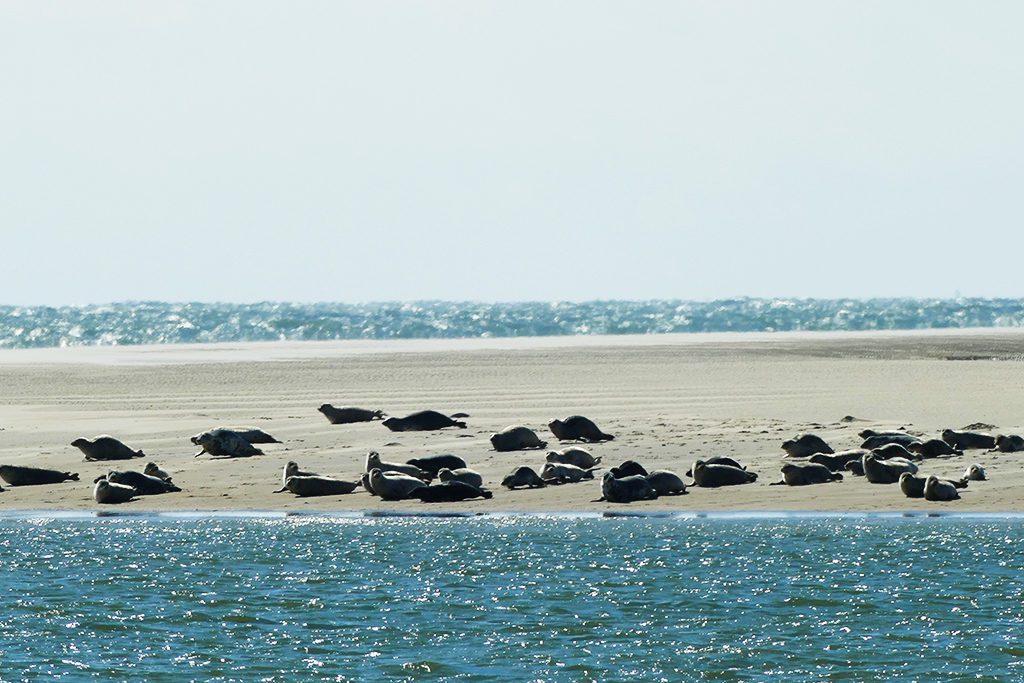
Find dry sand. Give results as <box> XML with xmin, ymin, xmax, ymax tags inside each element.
<box><xmin>1</xmin><ymin>329</ymin><xmax>1023</xmax><ymax>513</ymax></box>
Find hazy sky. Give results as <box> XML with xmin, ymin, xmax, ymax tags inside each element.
<box><xmin>2</xmin><ymin>1</ymin><xmax>1022</xmax><ymax>305</ymax></box>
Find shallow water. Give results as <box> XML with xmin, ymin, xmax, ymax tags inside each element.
<box><xmin>1</xmin><ymin>515</ymin><xmax>1022</xmax><ymax>680</ymax></box>
<box><xmin>3</xmin><ymin>298</ymin><xmax>1024</xmax><ymax>348</ymax></box>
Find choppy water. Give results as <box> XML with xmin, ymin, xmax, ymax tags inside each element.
<box><xmin>1</xmin><ymin>514</ymin><xmax>1022</xmax><ymax>680</ymax></box>
<box><xmin>2</xmin><ymin>298</ymin><xmax>1024</xmax><ymax>348</ymax></box>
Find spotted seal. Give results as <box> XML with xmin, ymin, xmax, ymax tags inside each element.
<box><xmin>601</xmin><ymin>472</ymin><xmax>658</xmax><ymax>503</ymax></box>
<box><xmin>275</xmin><ymin>475</ymin><xmax>360</xmax><ymax>496</ymax></box>
<box><xmin>72</xmin><ymin>435</ymin><xmax>144</xmax><ymax>461</ymax></box>
<box><xmin>490</xmin><ymin>425</ymin><xmax>547</xmax><ymax>452</ymax></box>
<box><xmin>317</xmin><ymin>404</ymin><xmax>386</xmax><ymax>424</ymax></box>
<box><xmin>501</xmin><ymin>466</ymin><xmax>546</xmax><ymax>489</ymax></box>
<box><xmin>93</xmin><ymin>479</ymin><xmax>137</xmax><ymax>504</ymax></box>
<box><xmin>545</xmin><ymin>447</ymin><xmax>601</xmax><ymax>469</ymax></box>
<box><xmin>191</xmin><ymin>429</ymin><xmax>264</xmax><ymax>458</ymax></box>
<box><xmin>547</xmin><ymin>416</ymin><xmax>614</xmax><ymax>442</ymax></box>
<box><xmin>781</xmin><ymin>434</ymin><xmax>833</xmax><ymax>458</ymax></box>
<box><xmin>941</xmin><ymin>429</ymin><xmax>996</xmax><ymax>450</ymax></box>
<box><xmin>924</xmin><ymin>475</ymin><xmax>960</xmax><ymax>501</ymax></box>
<box><xmin>770</xmin><ymin>462</ymin><xmax>843</xmax><ymax>486</ymax></box>
<box><xmin>0</xmin><ymin>465</ymin><xmax>79</xmax><ymax>486</ymax></box>
<box><xmin>691</xmin><ymin>460</ymin><xmax>757</xmax><ymax>487</ymax></box>
<box><xmin>382</xmin><ymin>411</ymin><xmax>467</xmax><ymax>432</ymax></box>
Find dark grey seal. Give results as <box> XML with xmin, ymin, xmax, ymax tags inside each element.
<box><xmin>318</xmin><ymin>404</ymin><xmax>386</xmax><ymax>424</ymax></box>
<box><xmin>609</xmin><ymin>460</ymin><xmax>648</xmax><ymax>478</ymax></box>
<box><xmin>0</xmin><ymin>465</ymin><xmax>79</xmax><ymax>486</ymax></box>
<box><xmin>907</xmin><ymin>439</ymin><xmax>962</xmax><ymax>458</ymax></box>
<box><xmin>72</xmin><ymin>435</ymin><xmax>144</xmax><ymax>461</ymax></box>
<box><xmin>993</xmin><ymin>434</ymin><xmax>1024</xmax><ymax>452</ymax></box>
<box><xmin>547</xmin><ymin>416</ymin><xmax>614</xmax><ymax>442</ymax></box>
<box><xmin>872</xmin><ymin>443</ymin><xmax>919</xmax><ymax>462</ymax></box>
<box><xmin>213</xmin><ymin>427</ymin><xmax>280</xmax><ymax>444</ymax></box>
<box><xmin>104</xmin><ymin>470</ymin><xmax>181</xmax><ymax>495</ymax></box>
<box><xmin>770</xmin><ymin>462</ymin><xmax>842</xmax><ymax>486</ymax></box>
<box><xmin>781</xmin><ymin>434</ymin><xmax>833</xmax><ymax>458</ymax></box>
<box><xmin>646</xmin><ymin>470</ymin><xmax>687</xmax><ymax>495</ymax></box>
<box><xmin>941</xmin><ymin>429</ymin><xmax>996</xmax><ymax>450</ymax></box>
<box><xmin>899</xmin><ymin>472</ymin><xmax>967</xmax><ymax>499</ymax></box>
<box><xmin>192</xmin><ymin>429</ymin><xmax>264</xmax><ymax>458</ymax></box>
<box><xmin>405</xmin><ymin>454</ymin><xmax>467</xmax><ymax>476</ymax></box>
<box><xmin>275</xmin><ymin>476</ymin><xmax>360</xmax><ymax>497</ymax></box>
<box><xmin>490</xmin><ymin>425</ymin><xmax>547</xmax><ymax>452</ymax></box>
<box><xmin>860</xmin><ymin>433</ymin><xmax>922</xmax><ymax>450</ymax></box>
<box><xmin>501</xmin><ymin>466</ymin><xmax>546</xmax><ymax>489</ymax></box>
<box><xmin>601</xmin><ymin>472</ymin><xmax>658</xmax><ymax>503</ymax></box>
<box><xmin>412</xmin><ymin>481</ymin><xmax>493</xmax><ymax>503</ymax></box>
<box><xmin>382</xmin><ymin>411</ymin><xmax>467</xmax><ymax>431</ymax></box>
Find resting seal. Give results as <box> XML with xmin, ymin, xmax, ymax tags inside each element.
<box><xmin>490</xmin><ymin>425</ymin><xmax>547</xmax><ymax>452</ymax></box>
<box><xmin>862</xmin><ymin>452</ymin><xmax>917</xmax><ymax>484</ymax></box>
<box><xmin>907</xmin><ymin>439</ymin><xmax>962</xmax><ymax>458</ymax></box>
<box><xmin>541</xmin><ymin>462</ymin><xmax>594</xmax><ymax>484</ymax></box>
<box><xmin>781</xmin><ymin>434</ymin><xmax>833</xmax><ymax>458</ymax></box>
<box><xmin>0</xmin><ymin>465</ymin><xmax>79</xmax><ymax>486</ymax></box>
<box><xmin>72</xmin><ymin>436</ymin><xmax>144</xmax><ymax>461</ymax></box>
<box><xmin>684</xmin><ymin>456</ymin><xmax>743</xmax><ymax>478</ymax></box>
<box><xmin>872</xmin><ymin>443</ymin><xmax>919</xmax><ymax>462</ymax></box>
<box><xmin>104</xmin><ymin>470</ymin><xmax>181</xmax><ymax>495</ymax></box>
<box><xmin>609</xmin><ymin>460</ymin><xmax>648</xmax><ymax>478</ymax></box>
<box><xmin>601</xmin><ymin>472</ymin><xmax>658</xmax><ymax>503</ymax></box>
<box><xmin>941</xmin><ymin>429</ymin><xmax>996</xmax><ymax>450</ymax></box>
<box><xmin>318</xmin><ymin>404</ymin><xmax>385</xmax><ymax>424</ymax></box>
<box><xmin>646</xmin><ymin>470</ymin><xmax>687</xmax><ymax>495</ymax></box>
<box><xmin>282</xmin><ymin>461</ymin><xmax>318</xmax><ymax>486</ymax></box>
<box><xmin>412</xmin><ymin>481</ymin><xmax>492</xmax><ymax>503</ymax></box>
<box><xmin>964</xmin><ymin>463</ymin><xmax>987</xmax><ymax>481</ymax></box>
<box><xmin>547</xmin><ymin>416</ymin><xmax>614</xmax><ymax>442</ymax></box>
<box><xmin>501</xmin><ymin>466</ymin><xmax>546</xmax><ymax>489</ymax></box>
<box><xmin>860</xmin><ymin>434</ymin><xmax>922</xmax><ymax>450</ymax></box>
<box><xmin>192</xmin><ymin>429</ymin><xmax>264</xmax><ymax>458</ymax></box>
<box><xmin>275</xmin><ymin>475</ymin><xmax>360</xmax><ymax>497</ymax></box>
<box><xmin>405</xmin><ymin>454</ymin><xmax>467</xmax><ymax>476</ymax></box>
<box><xmin>924</xmin><ymin>475</ymin><xmax>960</xmax><ymax>501</ymax></box>
<box><xmin>546</xmin><ymin>447</ymin><xmax>601</xmax><ymax>469</ymax></box>
<box><xmin>382</xmin><ymin>411</ymin><xmax>467</xmax><ymax>432</ymax></box>
<box><xmin>93</xmin><ymin>479</ymin><xmax>137</xmax><ymax>504</ymax></box>
<box><xmin>770</xmin><ymin>462</ymin><xmax>842</xmax><ymax>486</ymax></box>
<box><xmin>808</xmin><ymin>450</ymin><xmax>868</xmax><ymax>471</ymax></box>
<box><xmin>899</xmin><ymin>472</ymin><xmax>967</xmax><ymax>498</ymax></box>
<box><xmin>368</xmin><ymin>468</ymin><xmax>427</xmax><ymax>500</ymax></box>
<box><xmin>144</xmin><ymin>463</ymin><xmax>173</xmax><ymax>483</ymax></box>
<box><xmin>365</xmin><ymin>451</ymin><xmax>431</xmax><ymax>481</ymax></box>
<box><xmin>845</xmin><ymin>459</ymin><xmax>865</xmax><ymax>476</ymax></box>
<box><xmin>437</xmin><ymin>467</ymin><xmax>483</xmax><ymax>488</ymax></box>
<box><xmin>859</xmin><ymin>429</ymin><xmax>917</xmax><ymax>440</ymax></box>
<box><xmin>211</xmin><ymin>427</ymin><xmax>280</xmax><ymax>444</ymax></box>
<box><xmin>691</xmin><ymin>460</ymin><xmax>757</xmax><ymax>487</ymax></box>
<box><xmin>993</xmin><ymin>434</ymin><xmax>1024</xmax><ymax>452</ymax></box>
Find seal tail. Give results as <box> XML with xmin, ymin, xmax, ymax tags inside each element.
<box><xmin>831</xmin><ymin>472</ymin><xmax>844</xmax><ymax>482</ymax></box>
<box><xmin>272</xmin><ymin>486</ymin><xmax>288</xmax><ymax>494</ymax></box>
<box><xmin>454</xmin><ymin>421</ymin><xmax>467</xmax><ymax>429</ymax></box>
<box><xmin>134</xmin><ymin>450</ymin><xmax>145</xmax><ymax>458</ymax></box>
<box><xmin>67</xmin><ymin>472</ymin><xmax>80</xmax><ymax>481</ymax></box>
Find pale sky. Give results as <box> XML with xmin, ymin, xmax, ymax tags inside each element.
<box><xmin>2</xmin><ymin>1</ymin><xmax>1022</xmax><ymax>305</ymax></box>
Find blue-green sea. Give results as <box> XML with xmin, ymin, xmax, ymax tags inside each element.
<box><xmin>1</xmin><ymin>514</ymin><xmax>1022</xmax><ymax>681</ymax></box>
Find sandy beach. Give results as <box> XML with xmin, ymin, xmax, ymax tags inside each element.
<box><xmin>1</xmin><ymin>329</ymin><xmax>1023</xmax><ymax>513</ymax></box>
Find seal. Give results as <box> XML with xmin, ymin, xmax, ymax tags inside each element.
<box><xmin>858</xmin><ymin>429</ymin><xmax>915</xmax><ymax>440</ymax></box>
<box><xmin>907</xmin><ymin>439</ymin><xmax>962</xmax><ymax>459</ymax></box>
<box><xmin>105</xmin><ymin>470</ymin><xmax>181</xmax><ymax>495</ymax></box>
<box><xmin>899</xmin><ymin>472</ymin><xmax>967</xmax><ymax>498</ymax></box>
<box><xmin>144</xmin><ymin>463</ymin><xmax>173</xmax><ymax>483</ymax></box>
<box><xmin>405</xmin><ymin>454</ymin><xmax>467</xmax><ymax>476</ymax></box>
<box><xmin>924</xmin><ymin>475</ymin><xmax>960</xmax><ymax>501</ymax></box>
<box><xmin>601</xmin><ymin>472</ymin><xmax>658</xmax><ymax>503</ymax></box>
<box><xmin>275</xmin><ymin>475</ymin><xmax>360</xmax><ymax>497</ymax></box>
<box><xmin>191</xmin><ymin>429</ymin><xmax>264</xmax><ymax>458</ymax></box>
<box><xmin>808</xmin><ymin>450</ymin><xmax>868</xmax><ymax>471</ymax></box>
<box><xmin>609</xmin><ymin>460</ymin><xmax>648</xmax><ymax>478</ymax></box>
<box><xmin>993</xmin><ymin>434</ymin><xmax>1024</xmax><ymax>452</ymax></box>
<box><xmin>382</xmin><ymin>411</ymin><xmax>467</xmax><ymax>432</ymax></box>
<box><xmin>964</xmin><ymin>463</ymin><xmax>987</xmax><ymax>481</ymax></box>
<box><xmin>862</xmin><ymin>452</ymin><xmax>917</xmax><ymax>484</ymax></box>
<box><xmin>490</xmin><ymin>425</ymin><xmax>547</xmax><ymax>452</ymax></box>
<box><xmin>691</xmin><ymin>460</ymin><xmax>757</xmax><ymax>487</ymax></box>
<box><xmin>547</xmin><ymin>416</ymin><xmax>614</xmax><ymax>442</ymax></box>
<box><xmin>282</xmin><ymin>461</ymin><xmax>318</xmax><ymax>486</ymax></box>
<box><xmin>365</xmin><ymin>451</ymin><xmax>431</xmax><ymax>481</ymax></box>
<box><xmin>0</xmin><ymin>465</ymin><xmax>79</xmax><ymax>486</ymax></box>
<box><xmin>845</xmin><ymin>459</ymin><xmax>865</xmax><ymax>476</ymax></box>
<box><xmin>71</xmin><ymin>435</ymin><xmax>144</xmax><ymax>461</ymax></box>
<box><xmin>212</xmin><ymin>427</ymin><xmax>280</xmax><ymax>444</ymax></box>
<box><xmin>93</xmin><ymin>479</ymin><xmax>137</xmax><ymax>504</ymax></box>
<box><xmin>645</xmin><ymin>470</ymin><xmax>687</xmax><ymax>495</ymax></box>
<box><xmin>770</xmin><ymin>462</ymin><xmax>843</xmax><ymax>486</ymax></box>
<box><xmin>501</xmin><ymin>466</ymin><xmax>546</xmax><ymax>489</ymax></box>
<box><xmin>317</xmin><ymin>404</ymin><xmax>386</xmax><ymax>424</ymax></box>
<box><xmin>368</xmin><ymin>468</ymin><xmax>427</xmax><ymax>500</ymax></box>
<box><xmin>540</xmin><ymin>462</ymin><xmax>595</xmax><ymax>484</ymax></box>
<box><xmin>780</xmin><ymin>434</ymin><xmax>833</xmax><ymax>458</ymax></box>
<box><xmin>872</xmin><ymin>443</ymin><xmax>920</xmax><ymax>462</ymax></box>
<box><xmin>437</xmin><ymin>467</ymin><xmax>483</xmax><ymax>489</ymax></box>
<box><xmin>860</xmin><ymin>433</ymin><xmax>922</xmax><ymax>450</ymax></box>
<box><xmin>941</xmin><ymin>429</ymin><xmax>996</xmax><ymax>450</ymax></box>
<box><xmin>412</xmin><ymin>481</ymin><xmax>493</xmax><ymax>503</ymax></box>
<box><xmin>684</xmin><ymin>456</ymin><xmax>744</xmax><ymax>478</ymax></box>
<box><xmin>545</xmin><ymin>447</ymin><xmax>601</xmax><ymax>469</ymax></box>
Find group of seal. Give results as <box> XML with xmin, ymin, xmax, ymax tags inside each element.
<box><xmin>93</xmin><ymin>466</ymin><xmax>181</xmax><ymax>504</ymax></box>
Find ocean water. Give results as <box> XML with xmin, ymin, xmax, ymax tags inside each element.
<box><xmin>2</xmin><ymin>298</ymin><xmax>1024</xmax><ymax>348</ymax></box>
<box><xmin>1</xmin><ymin>514</ymin><xmax>1021</xmax><ymax>681</ymax></box>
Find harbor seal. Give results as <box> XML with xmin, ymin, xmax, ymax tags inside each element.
<box><xmin>924</xmin><ymin>475</ymin><xmax>960</xmax><ymax>501</ymax></box>
<box><xmin>808</xmin><ymin>450</ymin><xmax>868</xmax><ymax>471</ymax></box>
<box><xmin>860</xmin><ymin>433</ymin><xmax>922</xmax><ymax>450</ymax></box>
<box><xmin>365</xmin><ymin>451</ymin><xmax>431</xmax><ymax>481</ymax></box>
<box><xmin>684</xmin><ymin>456</ymin><xmax>744</xmax><ymax>478</ymax></box>
<box><xmin>105</xmin><ymin>470</ymin><xmax>181</xmax><ymax>495</ymax></box>
<box><xmin>941</xmin><ymin>429</ymin><xmax>996</xmax><ymax>450</ymax></box>
<box><xmin>501</xmin><ymin>466</ymin><xmax>546</xmax><ymax>489</ymax></box>
<box><xmin>211</xmin><ymin>427</ymin><xmax>280</xmax><ymax>444</ymax></box>
<box><xmin>645</xmin><ymin>470</ymin><xmax>687</xmax><ymax>495</ymax></box>
<box><xmin>405</xmin><ymin>454</ymin><xmax>467</xmax><ymax>476</ymax></box>
<box><xmin>71</xmin><ymin>435</ymin><xmax>144</xmax><ymax>461</ymax></box>
<box><xmin>547</xmin><ymin>416</ymin><xmax>614</xmax><ymax>442</ymax></box>
<box><xmin>437</xmin><ymin>467</ymin><xmax>483</xmax><ymax>488</ymax></box>
<box><xmin>770</xmin><ymin>462</ymin><xmax>843</xmax><ymax>486</ymax></box>
<box><xmin>609</xmin><ymin>460</ymin><xmax>648</xmax><ymax>478</ymax></box>
<box><xmin>862</xmin><ymin>453</ymin><xmax>917</xmax><ymax>484</ymax></box>
<box><xmin>899</xmin><ymin>472</ymin><xmax>967</xmax><ymax>498</ymax></box>
<box><xmin>93</xmin><ymin>479</ymin><xmax>137</xmax><ymax>504</ymax></box>
<box><xmin>275</xmin><ymin>475</ymin><xmax>360</xmax><ymax>496</ymax></box>
<box><xmin>490</xmin><ymin>425</ymin><xmax>547</xmax><ymax>452</ymax></box>
<box><xmin>601</xmin><ymin>472</ymin><xmax>658</xmax><ymax>503</ymax></box>
<box><xmin>317</xmin><ymin>404</ymin><xmax>386</xmax><ymax>424</ymax></box>
<box><xmin>144</xmin><ymin>463</ymin><xmax>173</xmax><ymax>483</ymax></box>
<box><xmin>872</xmin><ymin>443</ymin><xmax>920</xmax><ymax>462</ymax></box>
<box><xmin>964</xmin><ymin>463</ymin><xmax>987</xmax><ymax>481</ymax></box>
<box><xmin>192</xmin><ymin>429</ymin><xmax>263</xmax><ymax>458</ymax></box>
<box><xmin>845</xmin><ymin>459</ymin><xmax>865</xmax><ymax>476</ymax></box>
<box><xmin>781</xmin><ymin>434</ymin><xmax>833</xmax><ymax>458</ymax></box>
<box><xmin>368</xmin><ymin>468</ymin><xmax>427</xmax><ymax>500</ymax></box>
<box><xmin>282</xmin><ymin>461</ymin><xmax>318</xmax><ymax>486</ymax></box>
<box><xmin>858</xmin><ymin>429</ymin><xmax>917</xmax><ymax>440</ymax></box>
<box><xmin>381</xmin><ymin>411</ymin><xmax>467</xmax><ymax>432</ymax></box>
<box><xmin>907</xmin><ymin>439</ymin><xmax>962</xmax><ymax>459</ymax></box>
<box><xmin>691</xmin><ymin>460</ymin><xmax>757</xmax><ymax>487</ymax></box>
<box><xmin>540</xmin><ymin>462</ymin><xmax>594</xmax><ymax>484</ymax></box>
<box><xmin>545</xmin><ymin>447</ymin><xmax>601</xmax><ymax>469</ymax></box>
<box><xmin>993</xmin><ymin>434</ymin><xmax>1024</xmax><ymax>452</ymax></box>
<box><xmin>0</xmin><ymin>465</ymin><xmax>79</xmax><ymax>486</ymax></box>
<box><xmin>412</xmin><ymin>481</ymin><xmax>493</xmax><ymax>503</ymax></box>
